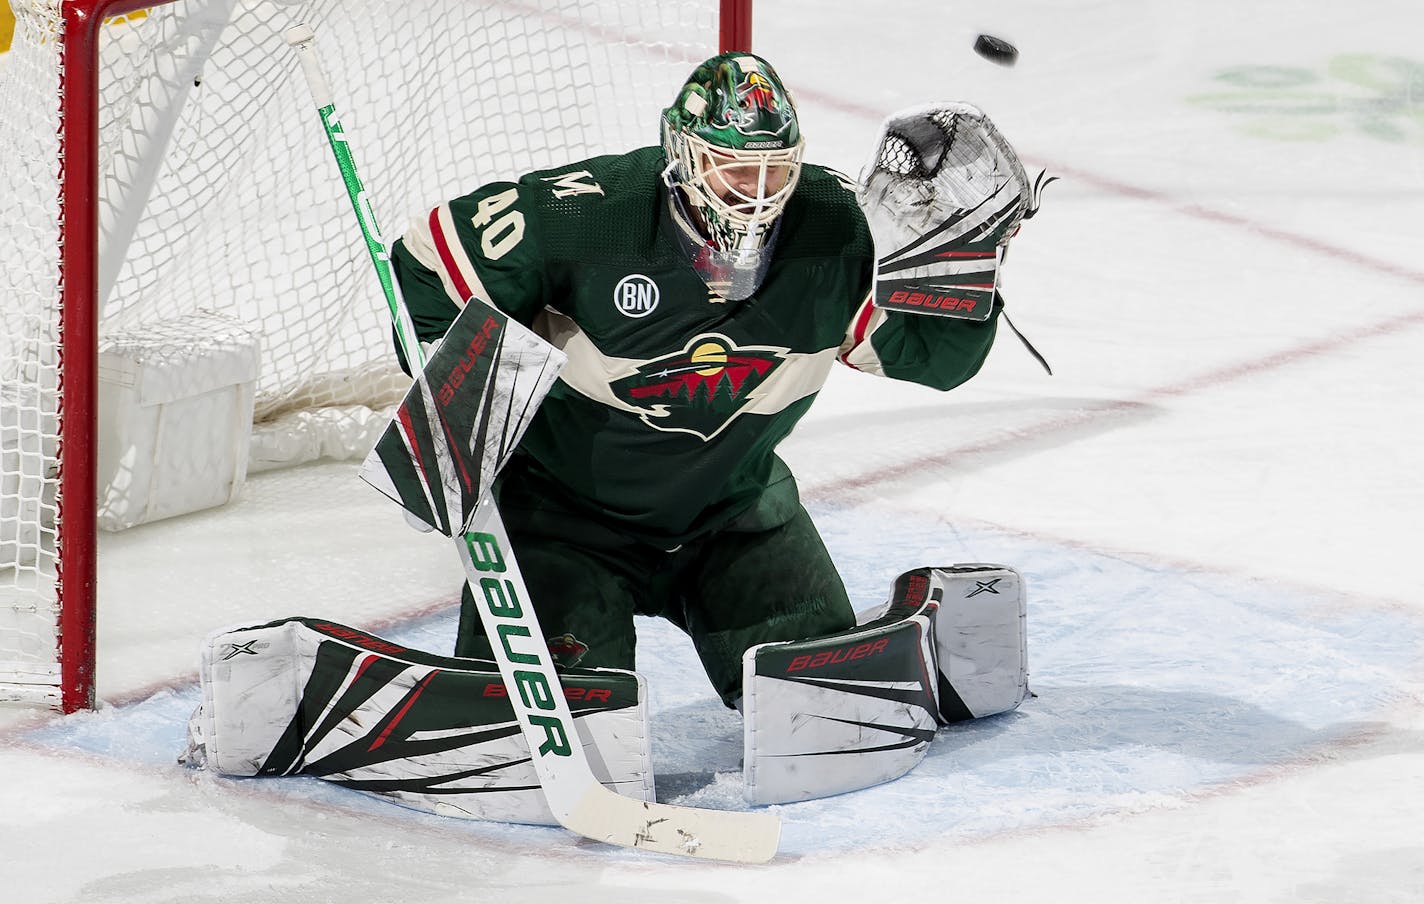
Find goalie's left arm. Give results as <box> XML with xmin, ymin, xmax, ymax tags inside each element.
<box><xmin>838</xmin><ymin>286</ymin><xmax>1000</xmax><ymax>389</ymax></box>
<box><xmin>838</xmin><ymin>102</ymin><xmax>1052</xmax><ymax>385</ymax></box>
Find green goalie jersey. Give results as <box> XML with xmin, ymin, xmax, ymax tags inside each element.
<box><xmin>391</xmin><ymin>146</ymin><xmax>999</xmax><ymax>545</ymax></box>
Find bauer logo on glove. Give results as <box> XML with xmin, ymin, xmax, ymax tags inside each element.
<box><xmin>856</xmin><ymin>102</ymin><xmax>1048</xmax><ymax>321</ymax></box>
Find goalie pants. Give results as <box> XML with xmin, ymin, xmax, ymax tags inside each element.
<box><xmin>455</xmin><ymin>463</ymin><xmax>855</xmax><ymax>708</ymax></box>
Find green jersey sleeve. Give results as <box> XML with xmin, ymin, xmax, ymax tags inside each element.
<box><xmin>793</xmin><ymin>164</ymin><xmax>1000</xmax><ymax>393</ymax></box>
<box><xmin>390</xmin><ymin>179</ymin><xmax>549</xmax><ymax>351</ymax></box>
<box><xmin>830</xmin><ymin>231</ymin><xmax>999</xmax><ymax>392</ymax></box>
<box><xmin>845</xmin><ymin>297</ymin><xmax>1001</xmax><ymax>390</ymax></box>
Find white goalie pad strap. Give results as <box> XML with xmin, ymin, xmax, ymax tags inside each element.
<box><xmin>191</xmin><ymin>617</ymin><xmax>652</xmax><ymax>825</ymax></box>
<box><xmin>741</xmin><ymin>599</ymin><xmax>940</xmax><ymax>805</ymax></box>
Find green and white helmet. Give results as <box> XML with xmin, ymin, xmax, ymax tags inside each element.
<box><xmin>661</xmin><ymin>53</ymin><xmax>804</xmax><ymax>298</ymax></box>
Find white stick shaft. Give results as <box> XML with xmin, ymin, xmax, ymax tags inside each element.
<box><xmin>284</xmin><ymin>25</ymin><xmax>334</xmax><ymax>108</ymax></box>
<box><xmin>284</xmin><ymin>22</ymin><xmax>421</xmax><ymax>369</ymax></box>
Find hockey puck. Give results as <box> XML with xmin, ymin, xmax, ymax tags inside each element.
<box><xmin>973</xmin><ymin>34</ymin><xmax>1019</xmax><ymax>67</ymax></box>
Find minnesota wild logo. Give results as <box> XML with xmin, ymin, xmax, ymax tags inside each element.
<box><xmin>610</xmin><ymin>333</ymin><xmax>786</xmax><ymax>440</ymax></box>
<box><xmin>546</xmin><ymin>633</ymin><xmax>589</xmax><ymax>668</ymax></box>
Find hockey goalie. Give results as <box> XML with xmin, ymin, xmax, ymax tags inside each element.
<box><xmin>186</xmin><ymin>51</ymin><xmax>1042</xmax><ymax>821</ymax></box>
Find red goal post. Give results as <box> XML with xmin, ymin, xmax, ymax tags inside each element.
<box><xmin>0</xmin><ymin>0</ymin><xmax>752</xmax><ymax>713</ymax></box>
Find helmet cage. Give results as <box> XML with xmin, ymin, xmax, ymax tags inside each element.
<box><xmin>673</xmin><ymin>130</ymin><xmax>804</xmax><ymax>254</ymax></box>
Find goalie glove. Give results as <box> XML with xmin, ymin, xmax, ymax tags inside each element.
<box><xmin>857</xmin><ymin>102</ymin><xmax>1051</xmax><ymax>321</ymax></box>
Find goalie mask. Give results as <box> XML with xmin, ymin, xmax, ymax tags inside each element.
<box><xmin>661</xmin><ymin>53</ymin><xmax>804</xmax><ymax>300</ymax></box>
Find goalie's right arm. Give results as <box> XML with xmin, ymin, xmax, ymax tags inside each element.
<box><xmin>391</xmin><ymin>179</ymin><xmax>550</xmax><ymax>364</ymax></box>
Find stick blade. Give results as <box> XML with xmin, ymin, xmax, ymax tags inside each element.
<box><xmin>561</xmin><ymin>785</ymin><xmax>781</xmax><ymax>863</ymax></box>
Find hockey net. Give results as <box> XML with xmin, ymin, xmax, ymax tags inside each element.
<box><xmin>1</xmin><ymin>0</ymin><xmax>730</xmax><ymax>711</ymax></box>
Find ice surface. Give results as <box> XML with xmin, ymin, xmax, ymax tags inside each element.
<box><xmin>4</xmin><ymin>0</ymin><xmax>1424</xmax><ymax>901</ymax></box>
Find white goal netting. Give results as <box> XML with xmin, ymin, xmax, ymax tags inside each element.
<box><xmin>0</xmin><ymin>0</ymin><xmax>717</xmax><ymax>708</ymax></box>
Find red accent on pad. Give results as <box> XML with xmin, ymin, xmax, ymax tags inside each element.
<box><xmin>397</xmin><ymin>404</ymin><xmax>426</xmax><ymax>474</ymax></box>
<box><xmin>440</xmin><ymin>412</ymin><xmax>475</xmax><ymax>494</ymax></box>
<box><xmin>368</xmin><ymin>670</ymin><xmax>439</xmax><ymax>752</ymax></box>
<box><xmin>353</xmin><ymin>654</ymin><xmax>380</xmax><ymax>683</ymax></box>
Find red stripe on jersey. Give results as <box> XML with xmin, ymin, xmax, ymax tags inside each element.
<box><xmin>839</xmin><ymin>294</ymin><xmax>877</xmax><ymax>369</ymax></box>
<box><xmin>429</xmin><ymin>206</ymin><xmax>473</xmax><ymax>303</ymax></box>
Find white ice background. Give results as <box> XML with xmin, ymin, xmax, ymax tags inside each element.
<box><xmin>4</xmin><ymin>0</ymin><xmax>1424</xmax><ymax>901</ymax></box>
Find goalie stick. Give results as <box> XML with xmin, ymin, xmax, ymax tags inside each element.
<box><xmin>283</xmin><ymin>24</ymin><xmax>780</xmax><ymax>863</ymax></box>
